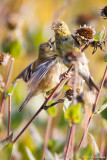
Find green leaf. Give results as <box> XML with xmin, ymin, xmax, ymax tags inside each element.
<box><xmin>94</xmin><ymin>26</ymin><xmax>106</xmax><ymax>42</ymax></box>
<box><xmin>101</xmin><ymin>98</ymin><xmax>107</xmax><ymax>120</ymax></box>
<box><xmin>25</xmin><ymin>147</ymin><xmax>36</xmax><ymax>160</ymax></box>
<box><xmin>47</xmin><ymin>101</ymin><xmax>57</xmax><ymax>117</ymax></box>
<box><xmin>64</xmin><ymin>103</ymin><xmax>82</xmax><ymax>125</ymax></box>
<box><xmin>89</xmin><ymin>133</ymin><xmax>101</xmax><ymax>160</ymax></box>
<box><xmin>104</xmin><ymin>54</ymin><xmax>107</xmax><ymax>62</ymax></box>
<box><xmin>0</xmin><ymin>142</ymin><xmax>13</xmax><ymax>160</ymax></box>
<box><xmin>63</xmin><ymin>84</ymin><xmax>70</xmax><ymax>92</ymax></box>
<box><xmin>94</xmin><ymin>32</ymin><xmax>101</xmax><ymax>42</ymax></box>
<box><xmin>94</xmin><ymin>102</ymin><xmax>107</xmax><ymax>114</ymax></box>
<box><xmin>0</xmin><ymin>133</ymin><xmax>13</xmax><ymax>151</ymax></box>
<box><xmin>79</xmin><ymin>144</ymin><xmax>93</xmax><ymax>160</ymax></box>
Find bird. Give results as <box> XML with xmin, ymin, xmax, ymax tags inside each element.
<box><xmin>12</xmin><ymin>39</ymin><xmax>55</xmax><ymax>85</ymax></box>
<box><xmin>51</xmin><ymin>20</ymin><xmax>99</xmax><ymax>92</ymax></box>
<box><xmin>17</xmin><ymin>40</ymin><xmax>68</xmax><ymax>112</ymax></box>
<box><xmin>63</xmin><ymin>49</ymin><xmax>99</xmax><ymax>92</ymax></box>
<box><xmin>51</xmin><ymin>20</ymin><xmax>80</xmax><ymax>56</ymax></box>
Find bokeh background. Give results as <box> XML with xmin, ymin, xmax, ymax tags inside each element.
<box><xmin>0</xmin><ymin>0</ymin><xmax>107</xmax><ymax>159</ymax></box>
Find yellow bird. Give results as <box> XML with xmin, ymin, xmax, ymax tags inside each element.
<box><xmin>52</xmin><ymin>20</ymin><xmax>99</xmax><ymax>92</ymax></box>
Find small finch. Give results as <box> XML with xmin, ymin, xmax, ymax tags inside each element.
<box><xmin>63</xmin><ymin>49</ymin><xmax>99</xmax><ymax>92</ymax></box>
<box><xmin>12</xmin><ymin>40</ymin><xmax>55</xmax><ymax>85</ymax></box>
<box><xmin>51</xmin><ymin>20</ymin><xmax>80</xmax><ymax>56</ymax></box>
<box><xmin>17</xmin><ymin>41</ymin><xmax>67</xmax><ymax>112</ymax></box>
<box><xmin>52</xmin><ymin>20</ymin><xmax>99</xmax><ymax>92</ymax></box>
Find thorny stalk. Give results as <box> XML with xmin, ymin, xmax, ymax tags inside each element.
<box><xmin>42</xmin><ymin>115</ymin><xmax>52</xmax><ymax>160</ymax></box>
<box><xmin>77</xmin><ymin>65</ymin><xmax>107</xmax><ymax>151</ymax></box>
<box><xmin>7</xmin><ymin>94</ymin><xmax>11</xmax><ymax>137</ymax></box>
<box><xmin>13</xmin><ymin>65</ymin><xmax>73</xmax><ymax>144</ymax></box>
<box><xmin>0</xmin><ymin>58</ymin><xmax>14</xmax><ymax>113</ymax></box>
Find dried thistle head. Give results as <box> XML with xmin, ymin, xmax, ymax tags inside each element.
<box><xmin>75</xmin><ymin>25</ymin><xmax>95</xmax><ymax>41</ymax></box>
<box><xmin>0</xmin><ymin>53</ymin><xmax>10</xmax><ymax>66</ymax></box>
<box><xmin>6</xmin><ymin>14</ymin><xmax>20</xmax><ymax>30</ymax></box>
<box><xmin>64</xmin><ymin>88</ymin><xmax>73</xmax><ymax>101</ymax></box>
<box><xmin>100</xmin><ymin>6</ymin><xmax>107</xmax><ymax>19</ymax></box>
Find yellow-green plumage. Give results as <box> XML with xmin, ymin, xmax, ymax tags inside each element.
<box><xmin>52</xmin><ymin>20</ymin><xmax>99</xmax><ymax>92</ymax></box>
<box><xmin>52</xmin><ymin>20</ymin><xmax>80</xmax><ymax>55</ymax></box>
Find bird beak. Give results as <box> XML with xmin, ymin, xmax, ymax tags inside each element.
<box><xmin>51</xmin><ymin>23</ymin><xmax>57</xmax><ymax>30</ymax></box>
<box><xmin>48</xmin><ymin>38</ymin><xmax>52</xmax><ymax>43</ymax></box>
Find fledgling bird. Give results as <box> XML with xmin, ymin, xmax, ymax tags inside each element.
<box><xmin>12</xmin><ymin>40</ymin><xmax>55</xmax><ymax>85</ymax></box>
<box><xmin>18</xmin><ymin>41</ymin><xmax>68</xmax><ymax>112</ymax></box>
<box><xmin>52</xmin><ymin>20</ymin><xmax>99</xmax><ymax>92</ymax></box>
<box><xmin>63</xmin><ymin>49</ymin><xmax>99</xmax><ymax>92</ymax></box>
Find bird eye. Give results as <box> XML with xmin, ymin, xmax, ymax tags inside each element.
<box><xmin>59</xmin><ymin>23</ymin><xmax>62</xmax><ymax>26</ymax></box>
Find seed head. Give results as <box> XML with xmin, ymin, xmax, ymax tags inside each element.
<box><xmin>0</xmin><ymin>53</ymin><xmax>10</xmax><ymax>66</ymax></box>
<box><xmin>75</xmin><ymin>25</ymin><xmax>96</xmax><ymax>40</ymax></box>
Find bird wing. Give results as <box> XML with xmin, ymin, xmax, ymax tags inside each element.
<box><xmin>28</xmin><ymin>56</ymin><xmax>57</xmax><ymax>91</ymax></box>
<box><xmin>12</xmin><ymin>60</ymin><xmax>37</xmax><ymax>84</ymax></box>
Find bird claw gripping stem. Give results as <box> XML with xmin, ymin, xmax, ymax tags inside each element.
<box><xmin>43</xmin><ymin>99</ymin><xmax>64</xmax><ymax>110</ymax></box>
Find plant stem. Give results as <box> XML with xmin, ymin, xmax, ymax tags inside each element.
<box><xmin>42</xmin><ymin>115</ymin><xmax>52</xmax><ymax>160</ymax></box>
<box><xmin>13</xmin><ymin>105</ymin><xmax>44</xmax><ymax>143</ymax></box>
<box><xmin>0</xmin><ymin>58</ymin><xmax>14</xmax><ymax>114</ymax></box>
<box><xmin>70</xmin><ymin>125</ymin><xmax>75</xmax><ymax>160</ymax></box>
<box><xmin>77</xmin><ymin>65</ymin><xmax>107</xmax><ymax>151</ymax></box>
<box><xmin>5</xmin><ymin>58</ymin><xmax>14</xmax><ymax>89</ymax></box>
<box><xmin>64</xmin><ymin>63</ymin><xmax>77</xmax><ymax>160</ymax></box>
<box><xmin>64</xmin><ymin>123</ymin><xmax>74</xmax><ymax>160</ymax></box>
<box><xmin>7</xmin><ymin>94</ymin><xmax>11</xmax><ymax>137</ymax></box>
<box><xmin>100</xmin><ymin>128</ymin><xmax>106</xmax><ymax>157</ymax></box>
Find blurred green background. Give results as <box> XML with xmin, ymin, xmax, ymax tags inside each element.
<box><xmin>0</xmin><ymin>0</ymin><xmax>107</xmax><ymax>159</ymax></box>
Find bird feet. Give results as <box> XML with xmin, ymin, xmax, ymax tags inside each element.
<box><xmin>60</xmin><ymin>71</ymin><xmax>71</xmax><ymax>80</ymax></box>
<box><xmin>43</xmin><ymin>99</ymin><xmax>64</xmax><ymax>110</ymax></box>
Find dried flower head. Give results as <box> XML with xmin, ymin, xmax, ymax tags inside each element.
<box><xmin>100</xmin><ymin>6</ymin><xmax>107</xmax><ymax>19</ymax></box>
<box><xmin>64</xmin><ymin>88</ymin><xmax>73</xmax><ymax>101</ymax></box>
<box><xmin>6</xmin><ymin>14</ymin><xmax>19</xmax><ymax>30</ymax></box>
<box><xmin>0</xmin><ymin>53</ymin><xmax>10</xmax><ymax>66</ymax></box>
<box><xmin>75</xmin><ymin>25</ymin><xmax>96</xmax><ymax>40</ymax></box>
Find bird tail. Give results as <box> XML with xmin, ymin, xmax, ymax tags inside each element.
<box><xmin>19</xmin><ymin>97</ymin><xmax>30</xmax><ymax>112</ymax></box>
<box><xmin>88</xmin><ymin>76</ymin><xmax>100</xmax><ymax>92</ymax></box>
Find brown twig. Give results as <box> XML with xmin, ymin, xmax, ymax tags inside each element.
<box><xmin>64</xmin><ymin>63</ymin><xmax>77</xmax><ymax>160</ymax></box>
<box><xmin>0</xmin><ymin>58</ymin><xmax>14</xmax><ymax>113</ymax></box>
<box><xmin>100</xmin><ymin>128</ymin><xmax>106</xmax><ymax>157</ymax></box>
<box><xmin>7</xmin><ymin>94</ymin><xmax>11</xmax><ymax>137</ymax></box>
<box><xmin>64</xmin><ymin>123</ymin><xmax>74</xmax><ymax>160</ymax></box>
<box><xmin>70</xmin><ymin>125</ymin><xmax>75</xmax><ymax>160</ymax></box>
<box><xmin>77</xmin><ymin>65</ymin><xmax>107</xmax><ymax>151</ymax></box>
<box><xmin>13</xmin><ymin>65</ymin><xmax>73</xmax><ymax>144</ymax></box>
<box><xmin>42</xmin><ymin>115</ymin><xmax>52</xmax><ymax>160</ymax></box>
<box><xmin>5</xmin><ymin>58</ymin><xmax>14</xmax><ymax>89</ymax></box>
